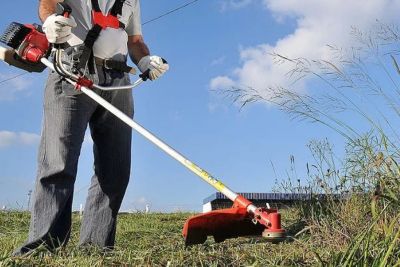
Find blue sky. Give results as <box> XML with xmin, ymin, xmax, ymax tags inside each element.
<box><xmin>0</xmin><ymin>0</ymin><xmax>399</xmax><ymax>212</ymax></box>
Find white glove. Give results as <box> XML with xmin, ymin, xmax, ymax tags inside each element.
<box><xmin>138</xmin><ymin>55</ymin><xmax>169</xmax><ymax>81</ymax></box>
<box><xmin>43</xmin><ymin>14</ymin><xmax>77</xmax><ymax>44</ymax></box>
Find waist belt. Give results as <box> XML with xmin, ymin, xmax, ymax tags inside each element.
<box><xmin>94</xmin><ymin>57</ymin><xmax>136</xmax><ymax>75</ymax></box>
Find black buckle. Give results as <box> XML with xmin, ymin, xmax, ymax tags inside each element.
<box><xmin>103</xmin><ymin>58</ymin><xmax>112</xmax><ymax>69</ymax></box>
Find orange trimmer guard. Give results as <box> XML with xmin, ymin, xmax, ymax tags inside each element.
<box><xmin>183</xmin><ymin>207</ymin><xmax>265</xmax><ymax>246</ymax></box>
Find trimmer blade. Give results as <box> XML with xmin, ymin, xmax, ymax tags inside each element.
<box><xmin>262</xmin><ymin>229</ymin><xmax>287</xmax><ymax>243</ymax></box>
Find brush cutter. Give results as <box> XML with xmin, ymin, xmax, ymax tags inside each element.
<box><xmin>0</xmin><ymin>3</ymin><xmax>286</xmax><ymax>246</ymax></box>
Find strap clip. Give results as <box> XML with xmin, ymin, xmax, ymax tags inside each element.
<box><xmin>103</xmin><ymin>58</ymin><xmax>112</xmax><ymax>69</ymax></box>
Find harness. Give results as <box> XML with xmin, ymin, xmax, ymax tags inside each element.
<box><xmin>73</xmin><ymin>0</ymin><xmax>129</xmax><ymax>74</ymax></box>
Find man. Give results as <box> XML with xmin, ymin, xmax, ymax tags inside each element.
<box><xmin>14</xmin><ymin>0</ymin><xmax>168</xmax><ymax>255</ymax></box>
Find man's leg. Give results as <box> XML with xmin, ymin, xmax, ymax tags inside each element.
<box><xmin>79</xmin><ymin>71</ymin><xmax>133</xmax><ymax>248</ymax></box>
<box><xmin>13</xmin><ymin>72</ymin><xmax>96</xmax><ymax>255</ymax></box>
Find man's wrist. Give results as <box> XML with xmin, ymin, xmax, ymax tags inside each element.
<box><xmin>39</xmin><ymin>0</ymin><xmax>62</xmax><ymax>22</ymax></box>
<box><xmin>127</xmin><ymin>35</ymin><xmax>150</xmax><ymax>64</ymax></box>
<box><xmin>137</xmin><ymin>55</ymin><xmax>150</xmax><ymax>73</ymax></box>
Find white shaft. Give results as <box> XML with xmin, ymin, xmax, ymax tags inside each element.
<box><xmin>80</xmin><ymin>85</ymin><xmax>239</xmax><ymax>202</ymax></box>
<box><xmin>41</xmin><ymin>58</ymin><xmax>239</xmax><ymax>202</ymax></box>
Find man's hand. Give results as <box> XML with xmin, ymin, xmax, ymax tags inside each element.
<box><xmin>138</xmin><ymin>55</ymin><xmax>169</xmax><ymax>81</ymax></box>
<box><xmin>43</xmin><ymin>14</ymin><xmax>77</xmax><ymax>44</ymax></box>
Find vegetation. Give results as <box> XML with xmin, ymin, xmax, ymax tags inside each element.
<box><xmin>223</xmin><ymin>22</ymin><xmax>400</xmax><ymax>266</ymax></box>
<box><xmin>0</xmin><ymin>210</ymin><xmax>340</xmax><ymax>266</ymax></box>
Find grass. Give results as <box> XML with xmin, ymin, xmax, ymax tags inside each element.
<box><xmin>1</xmin><ymin>198</ymin><xmax>398</xmax><ymax>266</ymax></box>
<box><xmin>0</xmin><ymin>208</ymin><xmax>348</xmax><ymax>266</ymax></box>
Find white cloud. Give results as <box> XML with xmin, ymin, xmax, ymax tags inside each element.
<box><xmin>0</xmin><ymin>131</ymin><xmax>17</xmax><ymax>148</ymax></box>
<box><xmin>220</xmin><ymin>0</ymin><xmax>253</xmax><ymax>11</ymax></box>
<box><xmin>210</xmin><ymin>76</ymin><xmax>235</xmax><ymax>90</ymax></box>
<box><xmin>0</xmin><ymin>131</ymin><xmax>40</xmax><ymax>148</ymax></box>
<box><xmin>19</xmin><ymin>132</ymin><xmax>41</xmax><ymax>145</ymax></box>
<box><xmin>211</xmin><ymin>0</ymin><xmax>400</xmax><ymax>100</ymax></box>
<box><xmin>0</xmin><ymin>72</ymin><xmax>32</xmax><ymax>100</ymax></box>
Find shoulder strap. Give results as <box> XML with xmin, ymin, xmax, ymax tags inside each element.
<box><xmin>91</xmin><ymin>0</ymin><xmax>125</xmax><ymax>16</ymax></box>
<box><xmin>73</xmin><ymin>24</ymin><xmax>102</xmax><ymax>74</ymax></box>
<box><xmin>90</xmin><ymin>0</ymin><xmax>101</xmax><ymax>12</ymax></box>
<box><xmin>75</xmin><ymin>0</ymin><xmax>126</xmax><ymax>74</ymax></box>
<box><xmin>110</xmin><ymin>0</ymin><xmax>126</xmax><ymax>16</ymax></box>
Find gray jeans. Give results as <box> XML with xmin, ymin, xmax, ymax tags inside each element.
<box><xmin>14</xmin><ymin>64</ymin><xmax>134</xmax><ymax>254</ymax></box>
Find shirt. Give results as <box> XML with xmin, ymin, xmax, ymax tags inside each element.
<box><xmin>64</xmin><ymin>0</ymin><xmax>142</xmax><ymax>60</ymax></box>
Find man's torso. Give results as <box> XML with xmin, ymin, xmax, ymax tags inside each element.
<box><xmin>65</xmin><ymin>0</ymin><xmax>141</xmax><ymax>60</ymax></box>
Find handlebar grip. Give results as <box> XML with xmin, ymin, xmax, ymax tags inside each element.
<box><xmin>139</xmin><ymin>58</ymin><xmax>167</xmax><ymax>81</ymax></box>
<box><xmin>139</xmin><ymin>69</ymin><xmax>151</xmax><ymax>81</ymax></box>
<box><xmin>56</xmin><ymin>2</ymin><xmax>72</xmax><ymax>18</ymax></box>
<box><xmin>53</xmin><ymin>2</ymin><xmax>73</xmax><ymax>49</ymax></box>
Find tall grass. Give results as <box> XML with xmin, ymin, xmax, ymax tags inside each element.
<box><xmin>224</xmin><ymin>22</ymin><xmax>400</xmax><ymax>266</ymax></box>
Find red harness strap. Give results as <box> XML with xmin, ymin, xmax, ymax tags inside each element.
<box><xmin>92</xmin><ymin>11</ymin><xmax>120</xmax><ymax>29</ymax></box>
<box><xmin>74</xmin><ymin>0</ymin><xmax>126</xmax><ymax>74</ymax></box>
<box><xmin>91</xmin><ymin>0</ymin><xmax>125</xmax><ymax>29</ymax></box>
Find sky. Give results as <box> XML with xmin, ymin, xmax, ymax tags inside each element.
<box><xmin>0</xmin><ymin>0</ymin><xmax>399</xmax><ymax>212</ymax></box>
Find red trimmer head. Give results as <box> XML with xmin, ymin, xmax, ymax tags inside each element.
<box><xmin>183</xmin><ymin>196</ymin><xmax>286</xmax><ymax>246</ymax></box>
